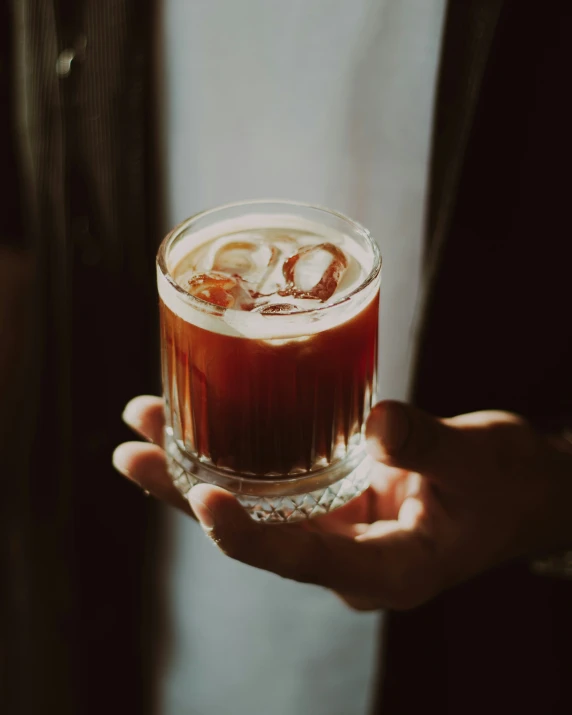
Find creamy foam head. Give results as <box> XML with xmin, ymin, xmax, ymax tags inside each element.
<box><xmin>157</xmin><ymin>212</ymin><xmax>379</xmax><ymax>340</ymax></box>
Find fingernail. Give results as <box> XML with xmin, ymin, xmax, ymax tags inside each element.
<box><xmin>189</xmin><ymin>496</ymin><xmax>215</xmax><ymax>532</ymax></box>
<box><xmin>112</xmin><ymin>447</ymin><xmax>139</xmax><ymax>488</ymax></box>
<box><xmin>112</xmin><ymin>445</ymin><xmax>131</xmax><ymax>476</ymax></box>
<box><xmin>122</xmin><ymin>400</ymin><xmax>142</xmax><ymax>429</ymax></box>
<box><xmin>366</xmin><ymin>403</ymin><xmax>409</xmax><ymax>456</ymax></box>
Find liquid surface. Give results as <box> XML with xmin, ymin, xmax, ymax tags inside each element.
<box><xmin>173</xmin><ymin>227</ymin><xmax>366</xmax><ymax>313</ymax></box>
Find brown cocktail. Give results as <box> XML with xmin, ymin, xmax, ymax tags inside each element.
<box><xmin>157</xmin><ymin>201</ymin><xmax>381</xmax><ymax>521</ymax></box>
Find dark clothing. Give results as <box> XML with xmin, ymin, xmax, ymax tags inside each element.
<box><xmin>379</xmin><ymin>2</ymin><xmax>572</xmax><ymax>713</ymax></box>
<box><xmin>2</xmin><ymin>2</ymin><xmax>162</xmax><ymax>714</ymax></box>
<box><xmin>1</xmin><ymin>1</ymin><xmax>571</xmax><ymax>714</ymax></box>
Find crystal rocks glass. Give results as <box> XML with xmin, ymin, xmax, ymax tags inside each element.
<box><xmin>157</xmin><ymin>201</ymin><xmax>381</xmax><ymax>522</ymax></box>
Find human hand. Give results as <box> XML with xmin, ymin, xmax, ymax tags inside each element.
<box><xmin>113</xmin><ymin>396</ymin><xmax>572</xmax><ymax>610</ymax></box>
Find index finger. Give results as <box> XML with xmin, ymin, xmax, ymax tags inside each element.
<box><xmin>122</xmin><ymin>395</ymin><xmax>165</xmax><ymax>446</ymax></box>
<box><xmin>113</xmin><ymin>441</ymin><xmax>194</xmax><ymax>518</ymax></box>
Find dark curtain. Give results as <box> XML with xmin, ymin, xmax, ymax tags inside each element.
<box><xmin>1</xmin><ymin>2</ymin><xmax>165</xmax><ymax>713</ymax></box>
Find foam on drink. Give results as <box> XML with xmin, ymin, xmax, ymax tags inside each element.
<box><xmin>157</xmin><ymin>213</ymin><xmax>377</xmax><ymax>340</ymax></box>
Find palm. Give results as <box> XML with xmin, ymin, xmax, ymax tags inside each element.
<box><xmin>303</xmin><ymin>462</ymin><xmax>420</xmax><ymax>537</ymax></box>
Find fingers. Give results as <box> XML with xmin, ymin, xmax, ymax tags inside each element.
<box><xmin>116</xmin><ymin>397</ymin><xmax>194</xmax><ymax>516</ymax></box>
<box><xmin>122</xmin><ymin>395</ymin><xmax>165</xmax><ymax>446</ymax></box>
<box><xmin>188</xmin><ymin>484</ymin><xmax>371</xmax><ymax>591</ymax></box>
<box><xmin>188</xmin><ymin>484</ymin><xmax>439</xmax><ymax>609</ymax></box>
<box><xmin>113</xmin><ymin>441</ymin><xmax>194</xmax><ymax>517</ymax></box>
<box><xmin>365</xmin><ymin>400</ymin><xmax>467</xmax><ymax>480</ymax></box>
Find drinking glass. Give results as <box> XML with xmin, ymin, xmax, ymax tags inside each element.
<box><xmin>157</xmin><ymin>200</ymin><xmax>381</xmax><ymax>522</ymax></box>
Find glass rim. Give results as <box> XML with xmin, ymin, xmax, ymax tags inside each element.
<box><xmin>156</xmin><ymin>199</ymin><xmax>382</xmax><ymax>318</ymax></box>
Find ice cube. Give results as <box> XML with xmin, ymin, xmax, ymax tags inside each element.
<box><xmin>280</xmin><ymin>243</ymin><xmax>348</xmax><ymax>302</ymax></box>
<box><xmin>187</xmin><ymin>272</ymin><xmax>254</xmax><ymax>310</ymax></box>
<box><xmin>212</xmin><ymin>240</ymin><xmax>277</xmax><ymax>286</ymax></box>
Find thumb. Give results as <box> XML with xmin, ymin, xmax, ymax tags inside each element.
<box><xmin>365</xmin><ymin>401</ymin><xmax>466</xmax><ymax>479</ymax></box>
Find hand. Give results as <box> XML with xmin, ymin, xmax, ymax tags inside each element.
<box><xmin>113</xmin><ymin>397</ymin><xmax>572</xmax><ymax>610</ymax></box>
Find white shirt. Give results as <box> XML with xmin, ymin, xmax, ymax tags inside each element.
<box><xmin>159</xmin><ymin>2</ymin><xmax>446</xmax><ymax>713</ymax></box>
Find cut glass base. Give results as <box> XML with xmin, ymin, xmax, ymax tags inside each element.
<box><xmin>165</xmin><ymin>429</ymin><xmax>372</xmax><ymax>523</ymax></box>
